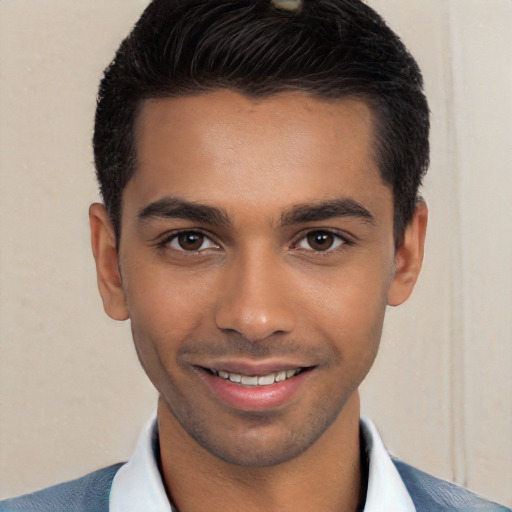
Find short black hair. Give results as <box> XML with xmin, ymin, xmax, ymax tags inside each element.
<box><xmin>93</xmin><ymin>0</ymin><xmax>429</xmax><ymax>246</ymax></box>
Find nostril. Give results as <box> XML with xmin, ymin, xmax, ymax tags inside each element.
<box><xmin>215</xmin><ymin>304</ymin><xmax>296</xmax><ymax>342</ymax></box>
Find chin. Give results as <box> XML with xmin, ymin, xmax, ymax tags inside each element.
<box><xmin>182</xmin><ymin>403</ymin><xmax>344</xmax><ymax>468</ymax></box>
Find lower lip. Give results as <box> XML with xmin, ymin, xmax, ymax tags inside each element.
<box><xmin>200</xmin><ymin>369</ymin><xmax>312</xmax><ymax>411</ymax></box>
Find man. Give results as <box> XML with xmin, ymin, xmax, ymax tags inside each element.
<box><xmin>1</xmin><ymin>0</ymin><xmax>508</xmax><ymax>511</ymax></box>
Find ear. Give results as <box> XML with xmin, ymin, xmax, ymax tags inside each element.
<box><xmin>89</xmin><ymin>203</ymin><xmax>130</xmax><ymax>321</ymax></box>
<box><xmin>387</xmin><ymin>201</ymin><xmax>428</xmax><ymax>307</ymax></box>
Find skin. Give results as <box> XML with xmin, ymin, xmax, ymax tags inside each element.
<box><xmin>90</xmin><ymin>90</ymin><xmax>427</xmax><ymax>512</ymax></box>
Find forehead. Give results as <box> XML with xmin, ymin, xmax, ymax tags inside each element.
<box><xmin>127</xmin><ymin>90</ymin><xmax>390</xmax><ymax>221</ymax></box>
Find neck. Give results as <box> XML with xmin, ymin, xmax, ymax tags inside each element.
<box><xmin>158</xmin><ymin>392</ymin><xmax>365</xmax><ymax>512</ymax></box>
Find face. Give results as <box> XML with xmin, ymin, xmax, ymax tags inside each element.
<box><xmin>91</xmin><ymin>90</ymin><xmax>426</xmax><ymax>467</ymax></box>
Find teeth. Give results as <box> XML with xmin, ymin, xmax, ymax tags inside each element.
<box><xmin>257</xmin><ymin>374</ymin><xmax>275</xmax><ymax>386</ymax></box>
<box><xmin>241</xmin><ymin>375</ymin><xmax>258</xmax><ymax>386</ymax></box>
<box><xmin>275</xmin><ymin>371</ymin><xmax>286</xmax><ymax>382</ymax></box>
<box><xmin>212</xmin><ymin>368</ymin><xmax>301</xmax><ymax>386</ymax></box>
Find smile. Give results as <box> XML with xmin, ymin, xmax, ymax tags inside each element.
<box><xmin>200</xmin><ymin>365</ymin><xmax>313</xmax><ymax>410</ymax></box>
<box><xmin>209</xmin><ymin>368</ymin><xmax>303</xmax><ymax>386</ymax></box>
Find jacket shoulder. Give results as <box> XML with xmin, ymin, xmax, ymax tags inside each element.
<box><xmin>393</xmin><ymin>458</ymin><xmax>510</xmax><ymax>512</ymax></box>
<box><xmin>0</xmin><ymin>463</ymin><xmax>124</xmax><ymax>512</ymax></box>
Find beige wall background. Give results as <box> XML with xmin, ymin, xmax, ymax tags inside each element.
<box><xmin>0</xmin><ymin>0</ymin><xmax>510</xmax><ymax>506</ymax></box>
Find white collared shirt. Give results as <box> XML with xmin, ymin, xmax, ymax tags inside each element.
<box><xmin>110</xmin><ymin>415</ymin><xmax>415</xmax><ymax>512</ymax></box>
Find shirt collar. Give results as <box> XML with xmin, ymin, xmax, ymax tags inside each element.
<box><xmin>110</xmin><ymin>415</ymin><xmax>175</xmax><ymax>512</ymax></box>
<box><xmin>360</xmin><ymin>416</ymin><xmax>416</xmax><ymax>512</ymax></box>
<box><xmin>110</xmin><ymin>414</ymin><xmax>415</xmax><ymax>512</ymax></box>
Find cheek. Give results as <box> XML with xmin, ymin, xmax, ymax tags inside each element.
<box><xmin>124</xmin><ymin>265</ymin><xmax>219</xmax><ymax>338</ymax></box>
<box><xmin>296</xmin><ymin>258</ymin><xmax>391</xmax><ymax>326</ymax></box>
<box><xmin>293</xmin><ymin>261</ymin><xmax>390</xmax><ymax>365</ymax></box>
<box><xmin>124</xmin><ymin>267</ymin><xmax>217</xmax><ymax>390</ymax></box>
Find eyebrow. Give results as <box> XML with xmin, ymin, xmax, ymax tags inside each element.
<box><xmin>138</xmin><ymin>196</ymin><xmax>375</xmax><ymax>228</ymax></box>
<box><xmin>281</xmin><ymin>198</ymin><xmax>376</xmax><ymax>226</ymax></box>
<box><xmin>138</xmin><ymin>196</ymin><xmax>232</xmax><ymax>227</ymax></box>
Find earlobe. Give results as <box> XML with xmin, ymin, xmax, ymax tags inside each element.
<box><xmin>387</xmin><ymin>201</ymin><xmax>428</xmax><ymax>307</ymax></box>
<box><xmin>89</xmin><ymin>203</ymin><xmax>130</xmax><ymax>321</ymax></box>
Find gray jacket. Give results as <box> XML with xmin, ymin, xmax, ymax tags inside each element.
<box><xmin>0</xmin><ymin>460</ymin><xmax>509</xmax><ymax>512</ymax></box>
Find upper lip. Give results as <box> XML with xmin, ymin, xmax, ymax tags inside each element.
<box><xmin>197</xmin><ymin>359</ymin><xmax>314</xmax><ymax>376</ymax></box>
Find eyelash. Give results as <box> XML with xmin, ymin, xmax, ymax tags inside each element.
<box><xmin>292</xmin><ymin>230</ymin><xmax>353</xmax><ymax>254</ymax></box>
<box><xmin>156</xmin><ymin>229</ymin><xmax>354</xmax><ymax>254</ymax></box>
<box><xmin>156</xmin><ymin>230</ymin><xmax>220</xmax><ymax>253</ymax></box>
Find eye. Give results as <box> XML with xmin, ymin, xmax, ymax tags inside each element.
<box><xmin>167</xmin><ymin>231</ymin><xmax>219</xmax><ymax>252</ymax></box>
<box><xmin>295</xmin><ymin>230</ymin><xmax>346</xmax><ymax>252</ymax></box>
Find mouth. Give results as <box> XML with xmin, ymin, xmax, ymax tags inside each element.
<box><xmin>197</xmin><ymin>362</ymin><xmax>315</xmax><ymax>410</ymax></box>
<box><xmin>204</xmin><ymin>367</ymin><xmax>306</xmax><ymax>386</ymax></box>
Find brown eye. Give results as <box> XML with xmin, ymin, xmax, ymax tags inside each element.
<box><xmin>306</xmin><ymin>231</ymin><xmax>335</xmax><ymax>251</ymax></box>
<box><xmin>167</xmin><ymin>231</ymin><xmax>219</xmax><ymax>252</ymax></box>
<box><xmin>177</xmin><ymin>232</ymin><xmax>204</xmax><ymax>251</ymax></box>
<box><xmin>295</xmin><ymin>230</ymin><xmax>345</xmax><ymax>252</ymax></box>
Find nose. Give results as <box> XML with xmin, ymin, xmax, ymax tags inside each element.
<box><xmin>215</xmin><ymin>250</ymin><xmax>297</xmax><ymax>342</ymax></box>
